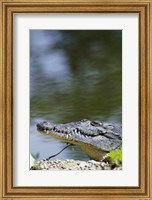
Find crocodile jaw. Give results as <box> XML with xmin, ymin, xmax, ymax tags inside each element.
<box><xmin>37</xmin><ymin>121</ymin><xmax>109</xmax><ymax>160</ymax></box>
<box><xmin>37</xmin><ymin>121</ymin><xmax>95</xmax><ymax>144</ymax></box>
<box><xmin>36</xmin><ymin>120</ymin><xmax>122</xmax><ymax>154</ymax></box>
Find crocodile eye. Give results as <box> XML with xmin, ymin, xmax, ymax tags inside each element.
<box><xmin>91</xmin><ymin>120</ymin><xmax>102</xmax><ymax>126</ymax></box>
<box><xmin>107</xmin><ymin>125</ymin><xmax>114</xmax><ymax>130</ymax></box>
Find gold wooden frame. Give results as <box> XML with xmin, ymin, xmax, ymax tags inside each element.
<box><xmin>0</xmin><ymin>0</ymin><xmax>151</xmax><ymax>199</ymax></box>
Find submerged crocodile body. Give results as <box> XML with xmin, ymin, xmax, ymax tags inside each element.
<box><xmin>37</xmin><ymin>119</ymin><xmax>122</xmax><ymax>161</ymax></box>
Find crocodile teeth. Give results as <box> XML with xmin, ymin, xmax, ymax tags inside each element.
<box><xmin>75</xmin><ymin>133</ymin><xmax>79</xmax><ymax>139</ymax></box>
<box><xmin>76</xmin><ymin>128</ymin><xmax>79</xmax><ymax>133</ymax></box>
<box><xmin>65</xmin><ymin>135</ymin><xmax>68</xmax><ymax>139</ymax></box>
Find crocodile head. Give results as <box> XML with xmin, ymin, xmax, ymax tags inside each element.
<box><xmin>37</xmin><ymin>119</ymin><xmax>122</xmax><ymax>160</ymax></box>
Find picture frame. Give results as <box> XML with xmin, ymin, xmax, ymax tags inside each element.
<box><xmin>0</xmin><ymin>0</ymin><xmax>151</xmax><ymax>199</ymax></box>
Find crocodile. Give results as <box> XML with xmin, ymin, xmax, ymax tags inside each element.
<box><xmin>37</xmin><ymin>119</ymin><xmax>122</xmax><ymax>161</ymax></box>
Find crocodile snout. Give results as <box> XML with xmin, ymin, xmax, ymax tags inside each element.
<box><xmin>37</xmin><ymin>122</ymin><xmax>44</xmax><ymax>131</ymax></box>
<box><xmin>37</xmin><ymin>121</ymin><xmax>56</xmax><ymax>132</ymax></box>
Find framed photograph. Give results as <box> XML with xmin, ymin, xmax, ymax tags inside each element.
<box><xmin>0</xmin><ymin>0</ymin><xmax>152</xmax><ymax>199</ymax></box>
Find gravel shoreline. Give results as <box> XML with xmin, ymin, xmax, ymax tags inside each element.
<box><xmin>31</xmin><ymin>159</ymin><xmax>122</xmax><ymax>170</ymax></box>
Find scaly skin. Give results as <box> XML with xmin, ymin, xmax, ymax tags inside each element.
<box><xmin>37</xmin><ymin>119</ymin><xmax>122</xmax><ymax>161</ymax></box>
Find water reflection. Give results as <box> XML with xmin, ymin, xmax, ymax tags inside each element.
<box><xmin>30</xmin><ymin>30</ymin><xmax>122</xmax><ymax>160</ymax></box>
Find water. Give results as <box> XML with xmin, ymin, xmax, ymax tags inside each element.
<box><xmin>30</xmin><ymin>30</ymin><xmax>122</xmax><ymax>161</ymax></box>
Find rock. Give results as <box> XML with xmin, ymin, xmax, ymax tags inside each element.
<box><xmin>31</xmin><ymin>159</ymin><xmax>122</xmax><ymax>170</ymax></box>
